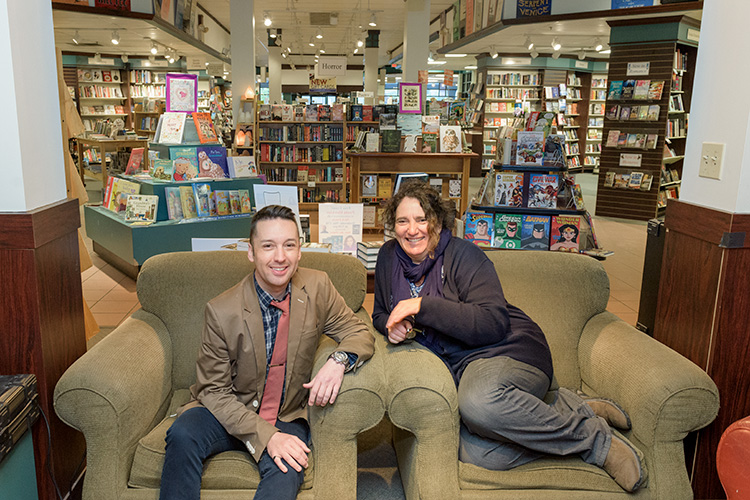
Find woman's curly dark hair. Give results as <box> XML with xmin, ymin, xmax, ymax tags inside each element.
<box><xmin>382</xmin><ymin>180</ymin><xmax>456</xmax><ymax>253</ymax></box>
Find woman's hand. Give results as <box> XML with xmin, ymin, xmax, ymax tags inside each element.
<box><xmin>386</xmin><ymin>297</ymin><xmax>422</xmax><ymax>343</ymax></box>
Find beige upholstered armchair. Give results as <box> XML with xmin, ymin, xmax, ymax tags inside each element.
<box><xmin>377</xmin><ymin>250</ymin><xmax>719</xmax><ymax>499</ymax></box>
<box><xmin>54</xmin><ymin>251</ymin><xmax>385</xmax><ymax>500</ymax></box>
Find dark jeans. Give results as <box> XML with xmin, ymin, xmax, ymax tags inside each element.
<box><xmin>159</xmin><ymin>407</ymin><xmax>309</xmax><ymax>500</ymax></box>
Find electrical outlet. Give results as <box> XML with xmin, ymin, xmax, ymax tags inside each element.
<box><xmin>699</xmin><ymin>142</ymin><xmax>725</xmax><ymax>180</ymax></box>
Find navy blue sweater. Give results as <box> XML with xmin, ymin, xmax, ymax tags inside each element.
<box><xmin>372</xmin><ymin>237</ymin><xmax>553</xmax><ymax>384</ymax></box>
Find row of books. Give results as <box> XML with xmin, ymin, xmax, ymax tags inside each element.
<box><xmin>587</xmin><ymin>129</ymin><xmax>603</xmax><ymax>140</ymax></box>
<box><xmin>138</xmin><ymin>117</ymin><xmax>158</xmax><ymax>131</ymax></box>
<box><xmin>129</xmin><ymin>70</ymin><xmax>164</xmax><ymax>84</ymax></box>
<box><xmin>148</xmin><ymin>149</ymin><xmax>258</xmax><ymax>181</ymax></box>
<box><xmin>80</xmin><ymin>104</ymin><xmax>125</xmax><ymax>115</ymax></box>
<box><xmin>130</xmin><ymin>86</ymin><xmax>166</xmax><ymax>98</ymax></box>
<box><xmin>299</xmin><ymin>187</ymin><xmax>342</xmax><ymax>203</ymax></box>
<box><xmin>82</xmin><ymin>118</ymin><xmax>122</xmax><ymax>135</ymax></box>
<box><xmin>486</xmin><ymin>73</ymin><xmax>542</xmax><ymax>86</ymax></box>
<box><xmin>666</xmin><ymin>116</ymin><xmax>688</xmax><ymax>138</ymax></box>
<box><xmin>356</xmin><ymin>241</ymin><xmax>384</xmax><ymax>270</ymax></box>
<box><xmin>591</xmin><ymin>89</ymin><xmax>607</xmax><ymax>100</ymax></box>
<box><xmin>262</xmin><ymin>165</ymin><xmax>344</xmax><ymax>183</ymax></box>
<box><xmin>465</xmin><ymin>212</ymin><xmax>583</xmax><ymax>253</ymax></box>
<box><xmin>77</xmin><ymin>69</ymin><xmax>122</xmax><ymax>83</ymax></box>
<box><xmin>258</xmin><ymin>103</ymin><xmax>401</xmax><ymax>123</ymax></box>
<box><xmin>605</xmin><ymin>130</ymin><xmax>660</xmax><ymax>149</ymax></box>
<box><xmin>258</xmin><ymin>124</ymin><xmax>344</xmax><ymax>142</ymax></box>
<box><xmin>79</xmin><ymin>85</ymin><xmax>124</xmax><ymax>99</ymax></box>
<box><xmin>164</xmin><ymin>184</ymin><xmax>253</xmax><ymax>220</ymax></box>
<box><xmin>158</xmin><ymin>111</ymin><xmax>219</xmax><ymax>145</ymax></box>
<box><xmin>486</xmin><ymin>88</ymin><xmax>541</xmax><ymax>100</ymax></box>
<box><xmin>258</xmin><ymin>144</ymin><xmax>343</xmax><ymax>163</ymax></box>
<box><xmin>607</xmin><ymin>80</ymin><xmax>665</xmax><ymax>101</ymax></box>
<box><xmin>658</xmin><ymin>186</ymin><xmax>680</xmax><ymax>208</ymax></box>
<box><xmin>603</xmin><ymin>171</ymin><xmax>655</xmax><ymax>191</ymax></box>
<box><xmin>605</xmin><ymin>103</ymin><xmax>661</xmax><ymax>122</ymax></box>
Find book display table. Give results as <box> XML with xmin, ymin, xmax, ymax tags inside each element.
<box><xmin>76</xmin><ymin>136</ymin><xmax>149</xmax><ymax>186</ymax></box>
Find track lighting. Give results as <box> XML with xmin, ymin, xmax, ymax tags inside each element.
<box><xmin>490</xmin><ymin>46</ymin><xmax>498</xmax><ymax>59</ymax></box>
<box><xmin>316</xmin><ymin>27</ymin><xmax>323</xmax><ymax>39</ymax></box>
<box><xmin>150</xmin><ymin>41</ymin><xmax>158</xmax><ymax>55</ymax></box>
<box><xmin>282</xmin><ymin>52</ymin><xmax>287</xmax><ymax>58</ymax></box>
<box><xmin>270</xmin><ymin>28</ymin><xmax>277</xmax><ymax>38</ymax></box>
<box><xmin>368</xmin><ymin>13</ymin><xmax>377</xmax><ymax>27</ymax></box>
<box><xmin>319</xmin><ymin>44</ymin><xmax>326</xmax><ymax>54</ymax></box>
<box><xmin>525</xmin><ymin>36</ymin><xmax>534</xmax><ymax>50</ymax></box>
<box><xmin>551</xmin><ymin>51</ymin><xmax>561</xmax><ymax>59</ymax></box>
<box><xmin>111</xmin><ymin>30</ymin><xmax>120</xmax><ymax>45</ymax></box>
<box><xmin>72</xmin><ymin>30</ymin><xmax>80</xmax><ymax>45</ymax></box>
<box><xmin>594</xmin><ymin>38</ymin><xmax>603</xmax><ymax>52</ymax></box>
<box><xmin>354</xmin><ymin>47</ymin><xmax>359</xmax><ymax>54</ymax></box>
<box><xmin>578</xmin><ymin>50</ymin><xmax>586</xmax><ymax>60</ymax></box>
<box><xmin>263</xmin><ymin>12</ymin><xmax>272</xmax><ymax>27</ymax></box>
<box><xmin>308</xmin><ymin>37</ymin><xmax>315</xmax><ymax>47</ymax></box>
<box><xmin>357</xmin><ymin>38</ymin><xmax>364</xmax><ymax>48</ymax></box>
<box><xmin>121</xmin><ymin>54</ymin><xmax>128</xmax><ymax>63</ymax></box>
<box><xmin>551</xmin><ymin>38</ymin><xmax>561</xmax><ymax>51</ymax></box>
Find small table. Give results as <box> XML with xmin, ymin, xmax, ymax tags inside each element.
<box><xmin>76</xmin><ymin>137</ymin><xmax>149</xmax><ymax>188</ymax></box>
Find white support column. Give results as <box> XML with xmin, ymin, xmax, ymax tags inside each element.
<box><xmin>379</xmin><ymin>68</ymin><xmax>387</xmax><ymax>103</ymax></box>
<box><xmin>402</xmin><ymin>0</ymin><xmax>430</xmax><ymax>83</ymax></box>
<box><xmin>269</xmin><ymin>45</ymin><xmax>282</xmax><ymax>104</ymax></box>
<box><xmin>680</xmin><ymin>0</ymin><xmax>750</xmax><ymax>213</ymax></box>
<box><xmin>0</xmin><ymin>0</ymin><xmax>66</xmax><ymax>211</ymax></box>
<box><xmin>364</xmin><ymin>46</ymin><xmax>379</xmax><ymax>106</ymax></box>
<box><xmin>230</xmin><ymin>0</ymin><xmax>255</xmax><ymax>125</ymax></box>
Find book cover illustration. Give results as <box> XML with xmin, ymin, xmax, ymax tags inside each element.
<box><xmin>520</xmin><ymin>214</ymin><xmax>551</xmax><ymax>251</ymax></box>
<box><xmin>494</xmin><ymin>173</ymin><xmax>524</xmax><ymax>207</ymax></box>
<box><xmin>124</xmin><ymin>148</ymin><xmax>145</xmax><ymax>175</ymax></box>
<box><xmin>192</xmin><ymin>183</ymin><xmax>213</xmax><ymax>217</ymax></box>
<box><xmin>449</xmin><ymin>179</ymin><xmax>461</xmax><ymax>198</ymax></box>
<box><xmin>179</xmin><ymin>185</ymin><xmax>198</xmax><ymax>219</ymax></box>
<box><xmin>381</xmin><ymin>129</ymin><xmax>402</xmax><ymax>153</ymax></box>
<box><xmin>164</xmin><ymin>186</ymin><xmax>184</xmax><ymax>220</ymax></box>
<box><xmin>377</xmin><ymin>177</ymin><xmax>393</xmax><ymax>198</ymax></box>
<box><xmin>614</xmin><ymin>173</ymin><xmax>631</xmax><ymax>188</ymax></box>
<box><xmin>604</xmin><ymin>171</ymin><xmax>615</xmax><ymax>187</ymax></box>
<box><xmin>573</xmin><ymin>184</ymin><xmax>585</xmax><ymax>210</ymax></box>
<box><xmin>239</xmin><ymin>189</ymin><xmax>253</xmax><ymax>213</ymax></box>
<box><xmin>621</xmin><ymin>80</ymin><xmax>636</xmax><ymax>99</ymax></box>
<box><xmin>214</xmin><ymin>190</ymin><xmax>230</xmax><ymax>216</ymax></box>
<box><xmin>605</xmin><ymin>105</ymin><xmax>620</xmax><ymax>120</ymax></box>
<box><xmin>606</xmin><ymin>130</ymin><xmax>621</xmax><ymax>148</ymax></box>
<box><xmin>608</xmin><ymin>81</ymin><xmax>623</xmax><ymax>100</ymax></box>
<box><xmin>379</xmin><ymin>113</ymin><xmax>397</xmax><ymax>130</ymax></box>
<box><xmin>641</xmin><ymin>173</ymin><xmax>653</xmax><ymax>191</ymax></box>
<box><xmin>516</xmin><ymin>131</ymin><xmax>545</xmax><ymax>166</ymax></box>
<box><xmin>363</xmin><ymin>205</ymin><xmax>377</xmax><ymax>227</ymax></box>
<box><xmin>365</xmin><ymin>132</ymin><xmax>380</xmax><ymax>152</ymax></box>
<box><xmin>197</xmin><ymin>146</ymin><xmax>229</xmax><ymax>179</ymax></box>
<box><xmin>439</xmin><ymin>125</ymin><xmax>462</xmax><ymax>153</ymax></box>
<box><xmin>331</xmin><ymin>104</ymin><xmax>345</xmax><ymax>121</ymax></box>
<box><xmin>464</xmin><ymin>211</ymin><xmax>494</xmax><ymax>248</ymax></box>
<box><xmin>294</xmin><ymin>105</ymin><xmax>305</xmax><ymax>122</ymax></box>
<box><xmin>549</xmin><ymin>215</ymin><xmax>581</xmax><ymax>252</ymax></box>
<box><xmin>109</xmin><ymin>178</ymin><xmax>141</xmax><ymax>213</ymax></box>
<box><xmin>158</xmin><ymin>112</ymin><xmax>187</xmax><ymax>144</ymax></box>
<box><xmin>493</xmin><ymin>213</ymin><xmax>523</xmax><ymax>249</ymax></box>
<box><xmin>527</xmin><ymin>174</ymin><xmax>558</xmax><ymax>208</ymax></box>
<box><xmin>422</xmin><ymin>115</ymin><xmax>440</xmax><ymax>135</ymax></box>
<box><xmin>362</xmin><ymin>175</ymin><xmax>377</xmax><ymax>197</ymax></box>
<box><xmin>618</xmin><ymin>106</ymin><xmax>631</xmax><ymax>121</ymax></box>
<box><xmin>318</xmin><ymin>105</ymin><xmax>331</xmax><ymax>121</ymax></box>
<box><xmin>648</xmin><ymin>81</ymin><xmax>665</xmax><ymax>100</ymax></box>
<box><xmin>629</xmin><ymin>171</ymin><xmax>644</xmax><ymax>189</ymax></box>
<box><xmin>124</xmin><ymin>194</ymin><xmax>159</xmax><ymax>223</ymax></box>
<box><xmin>229</xmin><ymin>190</ymin><xmax>242</xmax><ymax>214</ymax></box>
<box><xmin>633</xmin><ymin>80</ymin><xmax>651</xmax><ymax>100</ymax></box>
<box><xmin>150</xmin><ymin>159</ymin><xmax>174</xmax><ymax>181</ymax></box>
<box><xmin>258</xmin><ymin>105</ymin><xmax>271</xmax><ymax>121</ymax></box>
<box><xmin>647</xmin><ymin>105</ymin><xmax>660</xmax><ymax>121</ymax></box>
<box><xmin>543</xmin><ymin>134</ymin><xmax>565</xmax><ymax>169</ymax></box>
<box><xmin>227</xmin><ymin>156</ymin><xmax>258</xmax><ymax>178</ymax></box>
<box><xmin>170</xmin><ymin>147</ymin><xmax>199</xmax><ymax>181</ymax></box>
<box><xmin>281</xmin><ymin>104</ymin><xmax>294</xmax><ymax>121</ymax></box>
<box><xmin>305</xmin><ymin>105</ymin><xmax>319</xmax><ymax>121</ymax></box>
<box><xmin>350</xmin><ymin>104</ymin><xmax>363</xmax><ymax>121</ymax></box>
<box><xmin>191</xmin><ymin>112</ymin><xmax>219</xmax><ymax>143</ymax></box>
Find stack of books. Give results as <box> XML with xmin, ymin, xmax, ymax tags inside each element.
<box><xmin>357</xmin><ymin>241</ymin><xmax>384</xmax><ymax>270</ymax></box>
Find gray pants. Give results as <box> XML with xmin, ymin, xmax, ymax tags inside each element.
<box><xmin>458</xmin><ymin>356</ymin><xmax>611</xmax><ymax>470</ymax></box>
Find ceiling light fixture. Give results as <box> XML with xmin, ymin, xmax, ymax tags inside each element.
<box><xmin>551</xmin><ymin>38</ymin><xmax>561</xmax><ymax>51</ymax></box>
<box><xmin>282</xmin><ymin>52</ymin><xmax>287</xmax><ymax>58</ymax></box>
<box><xmin>525</xmin><ymin>36</ymin><xmax>534</xmax><ymax>50</ymax></box>
<box><xmin>600</xmin><ymin>49</ymin><xmax>612</xmax><ymax>54</ymax></box>
<box><xmin>490</xmin><ymin>46</ymin><xmax>499</xmax><ymax>59</ymax></box>
<box><xmin>530</xmin><ymin>50</ymin><xmax>539</xmax><ymax>59</ymax></box>
<box><xmin>578</xmin><ymin>50</ymin><xmax>586</xmax><ymax>60</ymax></box>
<box><xmin>354</xmin><ymin>47</ymin><xmax>359</xmax><ymax>54</ymax></box>
<box><xmin>594</xmin><ymin>38</ymin><xmax>603</xmax><ymax>52</ymax></box>
<box><xmin>316</xmin><ymin>27</ymin><xmax>323</xmax><ymax>39</ymax></box>
<box><xmin>270</xmin><ymin>28</ymin><xmax>277</xmax><ymax>38</ymax></box>
<box><xmin>263</xmin><ymin>12</ymin><xmax>272</xmax><ymax>27</ymax></box>
<box><xmin>368</xmin><ymin>12</ymin><xmax>377</xmax><ymax>27</ymax></box>
<box><xmin>150</xmin><ymin>41</ymin><xmax>158</xmax><ymax>55</ymax></box>
<box><xmin>121</xmin><ymin>54</ymin><xmax>128</xmax><ymax>63</ymax></box>
<box><xmin>319</xmin><ymin>44</ymin><xmax>326</xmax><ymax>54</ymax></box>
<box><xmin>308</xmin><ymin>37</ymin><xmax>315</xmax><ymax>47</ymax></box>
<box><xmin>445</xmin><ymin>53</ymin><xmax>467</xmax><ymax>58</ymax></box>
<box><xmin>111</xmin><ymin>30</ymin><xmax>120</xmax><ymax>45</ymax></box>
<box><xmin>72</xmin><ymin>30</ymin><xmax>80</xmax><ymax>45</ymax></box>
<box><xmin>551</xmin><ymin>51</ymin><xmax>561</xmax><ymax>59</ymax></box>
<box><xmin>357</xmin><ymin>38</ymin><xmax>364</xmax><ymax>48</ymax></box>
<box><xmin>94</xmin><ymin>53</ymin><xmax>102</xmax><ymax>63</ymax></box>
<box><xmin>465</xmin><ymin>65</ymin><xmax>478</xmax><ymax>69</ymax></box>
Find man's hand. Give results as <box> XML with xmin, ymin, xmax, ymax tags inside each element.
<box><xmin>303</xmin><ymin>358</ymin><xmax>345</xmax><ymax>406</ymax></box>
<box><xmin>266</xmin><ymin>431</ymin><xmax>311</xmax><ymax>473</ymax></box>
<box><xmin>385</xmin><ymin>297</ymin><xmax>423</xmax><ymax>342</ymax></box>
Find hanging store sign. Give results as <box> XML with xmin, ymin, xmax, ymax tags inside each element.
<box><xmin>612</xmin><ymin>0</ymin><xmax>653</xmax><ymax>8</ymax></box>
<box><xmin>317</xmin><ymin>56</ymin><xmax>348</xmax><ymax>77</ymax></box>
<box><xmin>309</xmin><ymin>75</ymin><xmax>337</xmax><ymax>94</ymax></box>
<box><xmin>517</xmin><ymin>0</ymin><xmax>551</xmax><ymax>18</ymax></box>
<box><xmin>206</xmin><ymin>62</ymin><xmax>225</xmax><ymax>77</ymax></box>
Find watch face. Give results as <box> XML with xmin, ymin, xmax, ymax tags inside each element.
<box><xmin>332</xmin><ymin>351</ymin><xmax>349</xmax><ymax>366</ymax></box>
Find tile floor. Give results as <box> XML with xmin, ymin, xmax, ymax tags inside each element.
<box><xmin>81</xmin><ymin>177</ymin><xmax>648</xmax><ymax>343</ymax></box>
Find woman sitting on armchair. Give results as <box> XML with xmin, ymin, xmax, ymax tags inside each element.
<box><xmin>371</xmin><ymin>180</ymin><xmax>646</xmax><ymax>493</ymax></box>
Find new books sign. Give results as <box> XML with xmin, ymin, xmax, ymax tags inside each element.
<box><xmin>309</xmin><ymin>74</ymin><xmax>337</xmax><ymax>94</ymax></box>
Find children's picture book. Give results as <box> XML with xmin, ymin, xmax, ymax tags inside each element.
<box><xmin>633</xmin><ymin>80</ymin><xmax>651</xmax><ymax>100</ymax></box>
<box><xmin>520</xmin><ymin>214</ymin><xmax>551</xmax><ymax>251</ymax></box>
<box><xmin>331</xmin><ymin>103</ymin><xmax>345</xmax><ymax>121</ymax></box>
<box><xmin>281</xmin><ymin>104</ymin><xmax>294</xmax><ymax>122</ymax></box>
<box><xmin>621</xmin><ymin>80</ymin><xmax>636</xmax><ymax>99</ymax></box>
<box><xmin>493</xmin><ymin>213</ymin><xmax>523</xmax><ymax>249</ymax></box>
<box><xmin>227</xmin><ymin>156</ymin><xmax>258</xmax><ymax>178</ymax></box>
<box><xmin>192</xmin><ymin>183</ymin><xmax>213</xmax><ymax>217</ymax></box>
<box><xmin>229</xmin><ymin>190</ymin><xmax>242</xmax><ymax>214</ymax></box>
<box><xmin>422</xmin><ymin>115</ymin><xmax>440</xmax><ymax>135</ymax></box>
<box><xmin>158</xmin><ymin>112</ymin><xmax>187</xmax><ymax>144</ymax></box>
<box><xmin>239</xmin><ymin>189</ymin><xmax>253</xmax><ymax>213</ymax></box>
<box><xmin>170</xmin><ymin>147</ymin><xmax>199</xmax><ymax>181</ymax></box>
<box><xmin>191</xmin><ymin>112</ymin><xmax>219</xmax><ymax>143</ymax></box>
<box><xmin>464</xmin><ymin>211</ymin><xmax>494</xmax><ymax>247</ymax></box>
<box><xmin>108</xmin><ymin>178</ymin><xmax>141</xmax><ymax>213</ymax></box>
<box><xmin>150</xmin><ymin>159</ymin><xmax>174</xmax><ymax>181</ymax></box>
<box><xmin>527</xmin><ymin>174</ymin><xmax>558</xmax><ymax>208</ymax></box>
<box><xmin>608</xmin><ymin>81</ymin><xmax>623</xmax><ymax>100</ymax></box>
<box><xmin>648</xmin><ymin>81</ymin><xmax>665</xmax><ymax>100</ymax></box>
<box><xmin>305</xmin><ymin>104</ymin><xmax>319</xmax><ymax>121</ymax></box>
<box><xmin>362</xmin><ymin>175</ymin><xmax>377</xmax><ymax>197</ymax></box>
<box><xmin>124</xmin><ymin>148</ymin><xmax>145</xmax><ymax>175</ymax></box>
<box><xmin>179</xmin><ymin>185</ymin><xmax>198</xmax><ymax>219</ymax></box>
<box><xmin>164</xmin><ymin>186</ymin><xmax>184</xmax><ymax>220</ymax></box>
<box><xmin>379</xmin><ymin>113</ymin><xmax>397</xmax><ymax>130</ymax></box>
<box><xmin>124</xmin><ymin>195</ymin><xmax>159</xmax><ymax>223</ymax></box>
<box><xmin>439</xmin><ymin>125</ymin><xmax>463</xmax><ymax>153</ymax></box>
<box><xmin>214</xmin><ymin>190</ymin><xmax>230</xmax><ymax>215</ymax></box>
<box><xmin>614</xmin><ymin>173</ymin><xmax>631</xmax><ymax>188</ymax></box>
<box><xmin>494</xmin><ymin>173</ymin><xmax>524</xmax><ymax>207</ymax></box>
<box><xmin>516</xmin><ymin>131</ymin><xmax>545</xmax><ymax>166</ymax></box>
<box><xmin>196</xmin><ymin>146</ymin><xmax>229</xmax><ymax>178</ymax></box>
<box><xmin>549</xmin><ymin>215</ymin><xmax>581</xmax><ymax>252</ymax></box>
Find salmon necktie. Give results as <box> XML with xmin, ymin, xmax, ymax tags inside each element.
<box><xmin>258</xmin><ymin>294</ymin><xmax>290</xmax><ymax>426</ymax></box>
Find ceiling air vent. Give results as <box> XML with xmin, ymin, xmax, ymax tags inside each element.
<box><xmin>309</xmin><ymin>12</ymin><xmax>335</xmax><ymax>25</ymax></box>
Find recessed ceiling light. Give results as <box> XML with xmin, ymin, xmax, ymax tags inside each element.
<box><xmin>427</xmin><ymin>60</ymin><xmax>446</xmax><ymax>65</ymax></box>
<box><xmin>357</xmin><ymin>38</ymin><xmax>364</xmax><ymax>48</ymax></box>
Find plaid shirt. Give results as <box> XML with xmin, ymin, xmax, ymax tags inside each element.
<box><xmin>254</xmin><ymin>277</ymin><xmax>291</xmax><ymax>402</ymax></box>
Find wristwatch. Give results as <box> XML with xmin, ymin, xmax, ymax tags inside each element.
<box><xmin>329</xmin><ymin>351</ymin><xmax>351</xmax><ymax>372</ymax></box>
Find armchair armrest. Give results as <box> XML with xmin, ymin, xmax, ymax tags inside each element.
<box><xmin>308</xmin><ymin>309</ymin><xmax>386</xmax><ymax>500</ymax></box>
<box><xmin>54</xmin><ymin>310</ymin><xmax>173</xmax><ymax>500</ymax></box>
<box><xmin>579</xmin><ymin>311</ymin><xmax>720</xmax><ymax>500</ymax></box>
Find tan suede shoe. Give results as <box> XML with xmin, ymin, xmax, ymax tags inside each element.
<box><xmin>585</xmin><ymin>397</ymin><xmax>632</xmax><ymax>430</ymax></box>
<box><xmin>603</xmin><ymin>434</ymin><xmax>646</xmax><ymax>492</ymax></box>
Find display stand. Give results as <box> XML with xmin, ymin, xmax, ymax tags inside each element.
<box><xmin>76</xmin><ymin>136</ymin><xmax>149</xmax><ymax>186</ymax></box>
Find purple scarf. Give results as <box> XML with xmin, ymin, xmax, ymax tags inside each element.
<box><xmin>391</xmin><ymin>228</ymin><xmax>452</xmax><ymax>306</ymax></box>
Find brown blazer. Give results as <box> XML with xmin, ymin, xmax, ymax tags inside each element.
<box><xmin>183</xmin><ymin>267</ymin><xmax>374</xmax><ymax>462</ymax></box>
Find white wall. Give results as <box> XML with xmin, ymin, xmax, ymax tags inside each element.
<box><xmin>0</xmin><ymin>0</ymin><xmax>66</xmax><ymax>212</ymax></box>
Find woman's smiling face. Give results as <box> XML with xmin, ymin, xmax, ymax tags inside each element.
<box><xmin>394</xmin><ymin>197</ymin><xmax>431</xmax><ymax>264</ymax></box>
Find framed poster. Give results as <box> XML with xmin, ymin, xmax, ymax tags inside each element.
<box><xmin>166</xmin><ymin>73</ymin><xmax>198</xmax><ymax>112</ymax></box>
<box><xmin>399</xmin><ymin>82</ymin><xmax>423</xmax><ymax>114</ymax></box>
